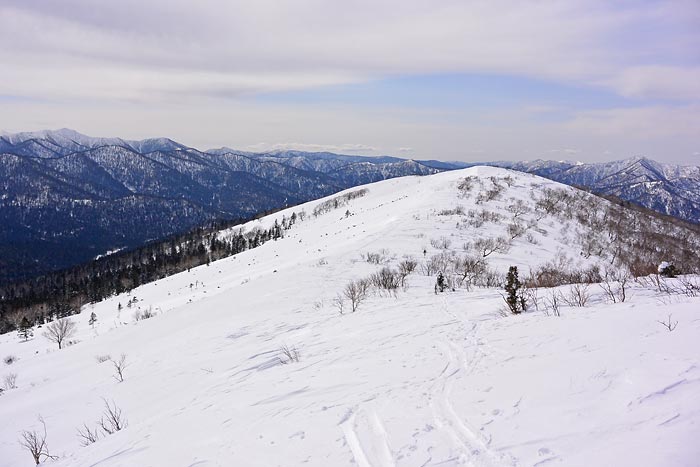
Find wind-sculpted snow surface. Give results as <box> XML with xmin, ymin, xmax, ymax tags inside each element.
<box><xmin>0</xmin><ymin>167</ymin><xmax>698</xmax><ymax>466</ymax></box>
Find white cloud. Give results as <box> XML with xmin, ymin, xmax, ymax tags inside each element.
<box><xmin>0</xmin><ymin>0</ymin><xmax>697</xmax><ymax>102</ymax></box>
<box><xmin>603</xmin><ymin>66</ymin><xmax>700</xmax><ymax>101</ymax></box>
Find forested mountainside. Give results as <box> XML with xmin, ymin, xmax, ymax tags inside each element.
<box><xmin>0</xmin><ymin>130</ymin><xmax>437</xmax><ymax>283</ymax></box>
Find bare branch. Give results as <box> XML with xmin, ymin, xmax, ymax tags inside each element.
<box><xmin>98</xmin><ymin>399</ymin><xmax>127</xmax><ymax>435</ymax></box>
<box><xmin>110</xmin><ymin>354</ymin><xmax>128</xmax><ymax>383</ymax></box>
<box><xmin>19</xmin><ymin>416</ymin><xmax>58</xmax><ymax>465</ymax></box>
<box><xmin>657</xmin><ymin>314</ymin><xmax>678</xmax><ymax>332</ymax></box>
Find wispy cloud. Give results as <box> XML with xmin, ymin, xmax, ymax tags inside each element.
<box><xmin>244</xmin><ymin>142</ymin><xmax>378</xmax><ymax>154</ymax></box>
<box><xmin>1</xmin><ymin>1</ymin><xmax>698</xmax><ymax>102</ymax></box>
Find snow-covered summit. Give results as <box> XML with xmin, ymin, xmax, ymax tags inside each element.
<box><xmin>0</xmin><ymin>128</ymin><xmax>188</xmax><ymax>154</ymax></box>
<box><xmin>0</xmin><ymin>167</ymin><xmax>698</xmax><ymax>466</ymax></box>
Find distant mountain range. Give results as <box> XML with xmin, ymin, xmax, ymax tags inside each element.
<box><xmin>1</xmin><ymin>128</ymin><xmax>697</xmax><ymax>283</ymax></box>
<box><xmin>0</xmin><ymin>129</ymin><xmax>438</xmax><ymax>283</ymax></box>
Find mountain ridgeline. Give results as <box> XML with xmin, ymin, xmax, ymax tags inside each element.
<box><xmin>1</xmin><ymin>129</ymin><xmax>698</xmax><ymax>287</ymax></box>
<box><xmin>0</xmin><ymin>129</ymin><xmax>437</xmax><ymax>283</ymax></box>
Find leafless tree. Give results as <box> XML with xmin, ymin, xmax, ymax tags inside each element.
<box><xmin>110</xmin><ymin>354</ymin><xmax>128</xmax><ymax>383</ymax></box>
<box><xmin>453</xmin><ymin>255</ymin><xmax>487</xmax><ymax>289</ymax></box>
<box><xmin>506</xmin><ymin>222</ymin><xmax>527</xmax><ymax>240</ymax></box>
<box><xmin>332</xmin><ymin>294</ymin><xmax>345</xmax><ymax>315</ymax></box>
<box><xmin>19</xmin><ymin>416</ymin><xmax>58</xmax><ymax>465</ymax></box>
<box><xmin>600</xmin><ymin>268</ymin><xmax>631</xmax><ymax>303</ymax></box>
<box><xmin>397</xmin><ymin>259</ymin><xmax>418</xmax><ymax>285</ymax></box>
<box><xmin>421</xmin><ymin>252</ymin><xmax>453</xmax><ymax>276</ymax></box>
<box><xmin>343</xmin><ymin>279</ymin><xmax>370</xmax><ymax>312</ymax></box>
<box><xmin>99</xmin><ymin>399</ymin><xmax>127</xmax><ymax>434</ymax></box>
<box><xmin>545</xmin><ymin>291</ymin><xmax>562</xmax><ymax>317</ymax></box>
<box><xmin>42</xmin><ymin>317</ymin><xmax>77</xmax><ymax>349</ymax></box>
<box><xmin>473</xmin><ymin>237</ymin><xmax>510</xmax><ymax>257</ymax></box>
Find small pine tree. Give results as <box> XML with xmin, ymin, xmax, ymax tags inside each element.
<box><xmin>17</xmin><ymin>317</ymin><xmax>33</xmax><ymax>341</ymax></box>
<box><xmin>504</xmin><ymin>266</ymin><xmax>526</xmax><ymax>314</ymax></box>
<box><xmin>435</xmin><ymin>272</ymin><xmax>446</xmax><ymax>293</ymax></box>
<box><xmin>89</xmin><ymin>312</ymin><xmax>97</xmax><ymax>328</ymax></box>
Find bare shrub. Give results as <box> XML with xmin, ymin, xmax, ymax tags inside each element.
<box><xmin>19</xmin><ymin>416</ymin><xmax>58</xmax><ymax>465</ymax></box>
<box><xmin>363</xmin><ymin>251</ymin><xmax>387</xmax><ymax>265</ymax></box>
<box><xmin>3</xmin><ymin>372</ymin><xmax>18</xmax><ymax>390</ymax></box>
<box><xmin>506</xmin><ymin>222</ymin><xmax>527</xmax><ymax>240</ymax></box>
<box><xmin>42</xmin><ymin>317</ymin><xmax>77</xmax><ymax>350</ymax></box>
<box><xmin>562</xmin><ymin>283</ymin><xmax>592</xmax><ymax>307</ymax></box>
<box><xmin>544</xmin><ymin>291</ymin><xmax>562</xmax><ymax>317</ymax></box>
<box><xmin>110</xmin><ymin>354</ymin><xmax>128</xmax><ymax>383</ymax></box>
<box><xmin>457</xmin><ymin>176</ymin><xmax>478</xmax><ymax>197</ymax></box>
<box><xmin>278</xmin><ymin>344</ymin><xmax>301</xmax><ymax>364</ymax></box>
<box><xmin>370</xmin><ymin>267</ymin><xmax>402</xmax><ymax>294</ymax></box>
<box><xmin>343</xmin><ymin>279</ymin><xmax>370</xmax><ymax>312</ymax></box>
<box><xmin>522</xmin><ymin>286</ymin><xmax>540</xmax><ymax>311</ymax></box>
<box><xmin>332</xmin><ymin>294</ymin><xmax>345</xmax><ymax>315</ymax></box>
<box><xmin>657</xmin><ymin>314</ymin><xmax>678</xmax><ymax>332</ymax></box>
<box><xmin>99</xmin><ymin>399</ymin><xmax>127</xmax><ymax>434</ymax></box>
<box><xmin>398</xmin><ymin>259</ymin><xmax>417</xmax><ymax>286</ymax></box>
<box><xmin>476</xmin><ymin>177</ymin><xmax>505</xmax><ymax>204</ymax></box>
<box><xmin>506</xmin><ymin>199</ymin><xmax>530</xmax><ymax>218</ymax></box>
<box><xmin>134</xmin><ymin>307</ymin><xmax>155</xmax><ymax>321</ymax></box>
<box><xmin>466</xmin><ymin>209</ymin><xmax>502</xmax><ymax>228</ymax></box>
<box><xmin>421</xmin><ymin>252</ymin><xmax>454</xmax><ymax>276</ymax></box>
<box><xmin>475</xmin><ymin>269</ymin><xmax>504</xmax><ymax>288</ymax></box>
<box><xmin>678</xmin><ymin>276</ymin><xmax>700</xmax><ymax>297</ymax></box>
<box><xmin>77</xmin><ymin>423</ymin><xmax>100</xmax><ymax>446</ymax></box>
<box><xmin>95</xmin><ymin>354</ymin><xmax>111</xmax><ymax>364</ymax></box>
<box><xmin>525</xmin><ymin>260</ymin><xmax>601</xmax><ymax>288</ymax></box>
<box><xmin>4</xmin><ymin>355</ymin><xmax>17</xmax><ymax>365</ymax></box>
<box><xmin>600</xmin><ymin>268</ymin><xmax>631</xmax><ymax>303</ymax></box>
<box><xmin>437</xmin><ymin>206</ymin><xmax>465</xmax><ymax>216</ymax></box>
<box><xmin>430</xmin><ymin>237</ymin><xmax>452</xmax><ymax>250</ymax></box>
<box><xmin>398</xmin><ymin>259</ymin><xmax>417</xmax><ymax>275</ymax></box>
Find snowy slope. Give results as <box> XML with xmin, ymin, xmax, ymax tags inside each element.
<box><xmin>1</xmin><ymin>167</ymin><xmax>698</xmax><ymax>467</ymax></box>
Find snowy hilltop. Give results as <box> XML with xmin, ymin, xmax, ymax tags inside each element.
<box><xmin>0</xmin><ymin>167</ymin><xmax>698</xmax><ymax>466</ymax></box>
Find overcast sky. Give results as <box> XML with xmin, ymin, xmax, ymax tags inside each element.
<box><xmin>1</xmin><ymin>0</ymin><xmax>698</xmax><ymax>163</ymax></box>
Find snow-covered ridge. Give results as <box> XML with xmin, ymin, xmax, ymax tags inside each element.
<box><xmin>0</xmin><ymin>167</ymin><xmax>698</xmax><ymax>466</ymax></box>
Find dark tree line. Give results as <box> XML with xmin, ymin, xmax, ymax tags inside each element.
<box><xmin>0</xmin><ymin>210</ymin><xmax>301</xmax><ymax>334</ymax></box>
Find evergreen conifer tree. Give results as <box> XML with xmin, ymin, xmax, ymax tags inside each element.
<box><xmin>89</xmin><ymin>312</ymin><xmax>97</xmax><ymax>328</ymax></box>
<box><xmin>504</xmin><ymin>266</ymin><xmax>526</xmax><ymax>314</ymax></box>
<box><xmin>17</xmin><ymin>316</ymin><xmax>33</xmax><ymax>341</ymax></box>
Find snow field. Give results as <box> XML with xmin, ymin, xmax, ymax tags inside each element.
<box><xmin>1</xmin><ymin>167</ymin><xmax>698</xmax><ymax>466</ymax></box>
